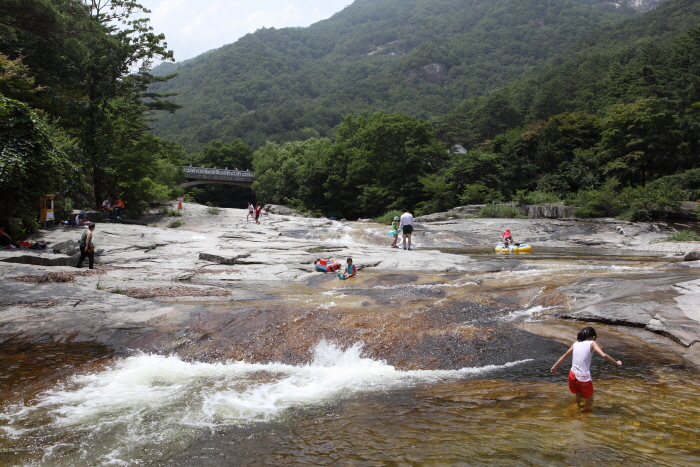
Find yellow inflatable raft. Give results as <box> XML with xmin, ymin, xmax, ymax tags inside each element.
<box><xmin>495</xmin><ymin>243</ymin><xmax>532</xmax><ymax>253</ymax></box>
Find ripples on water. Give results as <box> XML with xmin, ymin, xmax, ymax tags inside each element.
<box><xmin>1</xmin><ymin>339</ymin><xmax>699</xmax><ymax>466</ymax></box>
<box><xmin>2</xmin><ymin>248</ymin><xmax>700</xmax><ymax>466</ymax></box>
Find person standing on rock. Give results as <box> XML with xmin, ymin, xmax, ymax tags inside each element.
<box><xmin>254</xmin><ymin>203</ymin><xmax>262</xmax><ymax>224</ymax></box>
<box><xmin>398</xmin><ymin>209</ymin><xmax>414</xmax><ymax>250</ymax></box>
<box><xmin>246</xmin><ymin>202</ymin><xmax>254</xmax><ymax>222</ymax></box>
<box><xmin>76</xmin><ymin>223</ymin><xmax>96</xmax><ymax>269</ymax></box>
<box><xmin>550</xmin><ymin>326</ymin><xmax>622</xmax><ymax>411</ymax></box>
<box><xmin>390</xmin><ymin>216</ymin><xmax>400</xmax><ymax>248</ymax></box>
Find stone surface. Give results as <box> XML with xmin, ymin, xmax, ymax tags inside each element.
<box><xmin>1</xmin><ymin>201</ymin><xmax>699</xmax><ymax>362</ymax></box>
<box><xmin>198</xmin><ymin>252</ymin><xmax>249</xmax><ymax>265</ymax></box>
<box><xmin>684</xmin><ymin>250</ymin><xmax>700</xmax><ymax>261</ymax></box>
<box><xmin>1</xmin><ymin>251</ymin><xmax>78</xmax><ymax>267</ymax></box>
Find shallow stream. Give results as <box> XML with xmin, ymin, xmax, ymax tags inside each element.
<box><xmin>1</xmin><ymin>248</ymin><xmax>699</xmax><ymax>466</ymax></box>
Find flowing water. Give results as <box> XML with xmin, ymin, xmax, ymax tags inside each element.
<box><xmin>2</xmin><ymin>248</ymin><xmax>700</xmax><ymax>466</ymax></box>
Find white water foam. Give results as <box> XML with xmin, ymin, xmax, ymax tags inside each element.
<box><xmin>501</xmin><ymin>305</ymin><xmax>552</xmax><ymax>322</ymax></box>
<box><xmin>3</xmin><ymin>342</ymin><xmax>531</xmax><ymax>465</ymax></box>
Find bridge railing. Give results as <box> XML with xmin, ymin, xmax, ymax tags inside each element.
<box><xmin>184</xmin><ymin>166</ymin><xmax>254</xmax><ymax>181</ymax></box>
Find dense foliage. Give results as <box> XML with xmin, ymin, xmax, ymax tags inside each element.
<box><xmin>243</xmin><ymin>0</ymin><xmax>700</xmax><ymax>220</ymax></box>
<box><xmin>426</xmin><ymin>0</ymin><xmax>700</xmax><ymax>219</ymax></box>
<box><xmin>251</xmin><ymin>112</ymin><xmax>446</xmax><ymax>219</ymax></box>
<box><xmin>0</xmin><ymin>0</ymin><xmax>183</xmax><ymax>229</ymax></box>
<box><xmin>0</xmin><ymin>97</ymin><xmax>77</xmax><ymax>229</ymax></box>
<box><xmin>148</xmin><ymin>0</ymin><xmax>637</xmax><ymax>151</ymax></box>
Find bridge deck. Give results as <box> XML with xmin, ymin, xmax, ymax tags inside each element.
<box><xmin>182</xmin><ymin>166</ymin><xmax>254</xmax><ymax>187</ymax></box>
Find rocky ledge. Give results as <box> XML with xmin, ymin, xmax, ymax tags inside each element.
<box><xmin>1</xmin><ymin>202</ymin><xmax>699</xmax><ymax>364</ymax></box>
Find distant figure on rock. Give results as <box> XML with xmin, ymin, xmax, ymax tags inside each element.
<box><xmin>112</xmin><ymin>198</ymin><xmax>124</xmax><ymax>219</ymax></box>
<box><xmin>501</xmin><ymin>227</ymin><xmax>514</xmax><ymax>247</ymax></box>
<box><xmin>254</xmin><ymin>203</ymin><xmax>262</xmax><ymax>224</ymax></box>
<box><xmin>247</xmin><ymin>202</ymin><xmax>254</xmax><ymax>222</ymax></box>
<box><xmin>398</xmin><ymin>209</ymin><xmax>414</xmax><ymax>250</ymax></box>
<box><xmin>390</xmin><ymin>216</ymin><xmax>400</xmax><ymax>248</ymax></box>
<box><xmin>550</xmin><ymin>326</ymin><xmax>622</xmax><ymax>411</ymax></box>
<box><xmin>76</xmin><ymin>223</ymin><xmax>96</xmax><ymax>269</ymax></box>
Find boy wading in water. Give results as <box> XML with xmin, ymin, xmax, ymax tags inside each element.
<box><xmin>550</xmin><ymin>326</ymin><xmax>622</xmax><ymax>411</ymax></box>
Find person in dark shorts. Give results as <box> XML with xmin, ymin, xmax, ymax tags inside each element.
<box><xmin>76</xmin><ymin>223</ymin><xmax>96</xmax><ymax>269</ymax></box>
<box><xmin>398</xmin><ymin>209</ymin><xmax>414</xmax><ymax>250</ymax></box>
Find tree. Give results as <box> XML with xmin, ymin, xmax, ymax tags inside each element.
<box><xmin>0</xmin><ymin>0</ymin><xmax>181</xmax><ymax>211</ymax></box>
<box><xmin>0</xmin><ymin>97</ymin><xmax>75</xmax><ymax>224</ymax></box>
<box><xmin>332</xmin><ymin>112</ymin><xmax>448</xmax><ymax>217</ymax></box>
<box><xmin>599</xmin><ymin>98</ymin><xmax>681</xmax><ymax>185</ymax></box>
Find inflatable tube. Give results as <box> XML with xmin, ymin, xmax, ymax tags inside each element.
<box><xmin>315</xmin><ymin>259</ymin><xmax>341</xmax><ymax>272</ymax></box>
<box><xmin>495</xmin><ymin>243</ymin><xmax>532</xmax><ymax>253</ymax></box>
<box><xmin>386</xmin><ymin>231</ymin><xmax>399</xmax><ymax>236</ymax></box>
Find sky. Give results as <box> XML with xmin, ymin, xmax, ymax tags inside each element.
<box><xmin>137</xmin><ymin>0</ymin><xmax>352</xmax><ymax>62</ymax></box>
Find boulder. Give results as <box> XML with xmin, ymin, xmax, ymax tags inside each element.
<box><xmin>684</xmin><ymin>250</ymin><xmax>700</xmax><ymax>261</ymax></box>
<box><xmin>52</xmin><ymin>240</ymin><xmax>80</xmax><ymax>256</ymax></box>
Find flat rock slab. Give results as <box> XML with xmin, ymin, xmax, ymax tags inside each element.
<box><xmin>0</xmin><ymin>279</ymin><xmax>190</xmax><ymax>347</ymax></box>
<box><xmin>1</xmin><ymin>251</ymin><xmax>78</xmax><ymax>267</ymax></box>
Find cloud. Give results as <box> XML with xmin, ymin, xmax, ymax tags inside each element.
<box><xmin>137</xmin><ymin>0</ymin><xmax>349</xmax><ymax>61</ymax></box>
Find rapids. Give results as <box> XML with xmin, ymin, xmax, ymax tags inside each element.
<box><xmin>1</xmin><ymin>247</ymin><xmax>700</xmax><ymax>466</ymax></box>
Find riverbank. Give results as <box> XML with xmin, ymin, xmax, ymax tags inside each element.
<box><xmin>1</xmin><ymin>202</ymin><xmax>699</xmax><ymax>365</ymax></box>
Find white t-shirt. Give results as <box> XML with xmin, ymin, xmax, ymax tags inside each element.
<box><xmin>571</xmin><ymin>340</ymin><xmax>594</xmax><ymax>382</ymax></box>
<box><xmin>398</xmin><ymin>212</ymin><xmax>414</xmax><ymax>229</ymax></box>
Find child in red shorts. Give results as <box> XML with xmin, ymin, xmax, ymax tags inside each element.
<box><xmin>550</xmin><ymin>326</ymin><xmax>622</xmax><ymax>411</ymax></box>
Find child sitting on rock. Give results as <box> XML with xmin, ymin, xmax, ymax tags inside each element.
<box><xmin>338</xmin><ymin>258</ymin><xmax>356</xmax><ymax>280</ymax></box>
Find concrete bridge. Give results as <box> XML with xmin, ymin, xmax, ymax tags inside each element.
<box><xmin>181</xmin><ymin>166</ymin><xmax>254</xmax><ymax>188</ymax></box>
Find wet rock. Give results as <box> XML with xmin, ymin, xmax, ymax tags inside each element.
<box><xmin>684</xmin><ymin>250</ymin><xmax>700</xmax><ymax>261</ymax></box>
<box><xmin>52</xmin><ymin>240</ymin><xmax>80</xmax><ymax>256</ymax></box>
<box><xmin>198</xmin><ymin>252</ymin><xmax>250</xmax><ymax>265</ymax></box>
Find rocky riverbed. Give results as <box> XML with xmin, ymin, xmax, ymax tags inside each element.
<box><xmin>1</xmin><ymin>203</ymin><xmax>699</xmax><ymax>366</ymax></box>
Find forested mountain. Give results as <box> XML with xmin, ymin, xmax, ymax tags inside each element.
<box><xmin>437</xmin><ymin>0</ymin><xmax>700</xmax><ymax>148</ymax></box>
<box><xmin>149</xmin><ymin>0</ymin><xmax>647</xmax><ymax>150</ymax></box>
<box><xmin>245</xmin><ymin>0</ymin><xmax>700</xmax><ymax>220</ymax></box>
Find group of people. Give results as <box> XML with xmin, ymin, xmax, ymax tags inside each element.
<box><xmin>101</xmin><ymin>197</ymin><xmax>125</xmax><ymax>219</ymax></box>
<box><xmin>246</xmin><ymin>202</ymin><xmax>262</xmax><ymax>224</ymax></box>
<box><xmin>389</xmin><ymin>209</ymin><xmax>415</xmax><ymax>250</ymax></box>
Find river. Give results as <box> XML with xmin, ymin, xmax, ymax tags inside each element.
<box><xmin>1</xmin><ymin>247</ymin><xmax>699</xmax><ymax>466</ymax></box>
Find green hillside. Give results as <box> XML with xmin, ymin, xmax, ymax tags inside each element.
<box><xmin>438</xmin><ymin>0</ymin><xmax>700</xmax><ymax>148</ymax></box>
<box><xmin>149</xmin><ymin>0</ymin><xmax>637</xmax><ymax>150</ymax></box>
<box><xmin>241</xmin><ymin>0</ymin><xmax>700</xmax><ymax>220</ymax></box>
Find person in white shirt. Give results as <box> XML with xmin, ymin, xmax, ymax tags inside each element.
<box><xmin>550</xmin><ymin>326</ymin><xmax>622</xmax><ymax>411</ymax></box>
<box><xmin>398</xmin><ymin>209</ymin><xmax>414</xmax><ymax>250</ymax></box>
